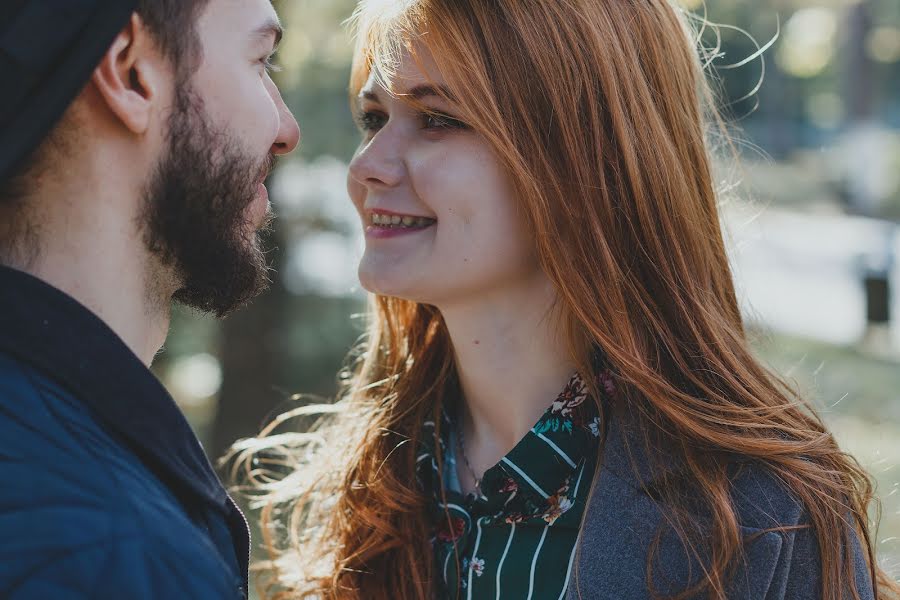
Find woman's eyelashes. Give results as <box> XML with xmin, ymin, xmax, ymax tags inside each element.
<box><xmin>356</xmin><ymin>108</ymin><xmax>469</xmax><ymax>136</ymax></box>
<box><xmin>422</xmin><ymin>111</ymin><xmax>469</xmax><ymax>131</ymax></box>
<box><xmin>356</xmin><ymin>110</ymin><xmax>388</xmax><ymax>133</ymax></box>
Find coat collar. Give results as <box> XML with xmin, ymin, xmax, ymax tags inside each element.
<box><xmin>597</xmin><ymin>399</ymin><xmax>684</xmax><ymax>492</ymax></box>
<box><xmin>0</xmin><ymin>265</ymin><xmax>229</xmax><ymax>510</ymax></box>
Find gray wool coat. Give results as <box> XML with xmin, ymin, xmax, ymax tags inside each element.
<box><xmin>566</xmin><ymin>408</ymin><xmax>875</xmax><ymax>600</ymax></box>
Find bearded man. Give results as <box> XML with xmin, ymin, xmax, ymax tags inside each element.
<box><xmin>0</xmin><ymin>0</ymin><xmax>300</xmax><ymax>597</ymax></box>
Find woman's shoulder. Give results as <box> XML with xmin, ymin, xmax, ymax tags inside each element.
<box><xmin>597</xmin><ymin>406</ymin><xmax>805</xmax><ymax>530</ymax></box>
<box><xmin>728</xmin><ymin>461</ymin><xmax>874</xmax><ymax>597</ymax></box>
<box><xmin>728</xmin><ymin>459</ymin><xmax>804</xmax><ymax>530</ymax></box>
<box><xmin>574</xmin><ymin>416</ymin><xmax>875</xmax><ymax>600</ymax></box>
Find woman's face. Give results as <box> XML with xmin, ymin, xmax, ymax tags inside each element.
<box><xmin>347</xmin><ymin>45</ymin><xmax>543</xmax><ymax>307</ymax></box>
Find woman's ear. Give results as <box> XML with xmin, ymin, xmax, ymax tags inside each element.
<box><xmin>90</xmin><ymin>13</ymin><xmax>168</xmax><ymax>135</ymax></box>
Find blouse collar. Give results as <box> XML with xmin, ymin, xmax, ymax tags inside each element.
<box><xmin>418</xmin><ymin>367</ymin><xmax>615</xmax><ymax>524</ymax></box>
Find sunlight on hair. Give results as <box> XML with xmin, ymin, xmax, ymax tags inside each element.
<box><xmin>229</xmin><ymin>2</ymin><xmax>900</xmax><ymax>599</ymax></box>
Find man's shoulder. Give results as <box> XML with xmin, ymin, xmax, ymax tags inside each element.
<box><xmin>0</xmin><ymin>351</ymin><xmax>201</xmax><ymax>541</ymax></box>
<box><xmin>0</xmin><ymin>504</ymin><xmax>241</xmax><ymax>599</ymax></box>
<box><xmin>0</xmin><ymin>351</ymin><xmax>99</xmax><ymax>441</ymax></box>
<box><xmin>0</xmin><ymin>352</ymin><xmax>140</xmax><ymax>475</ymax></box>
<box><xmin>0</xmin><ymin>354</ymin><xmax>242</xmax><ymax>598</ymax></box>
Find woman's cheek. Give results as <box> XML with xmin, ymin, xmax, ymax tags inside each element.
<box><xmin>346</xmin><ymin>172</ymin><xmax>365</xmax><ymax>212</ymax></box>
<box><xmin>412</xmin><ymin>153</ymin><xmax>480</xmax><ymax>220</ymax></box>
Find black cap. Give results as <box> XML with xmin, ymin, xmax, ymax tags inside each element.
<box><xmin>0</xmin><ymin>0</ymin><xmax>137</xmax><ymax>182</ymax></box>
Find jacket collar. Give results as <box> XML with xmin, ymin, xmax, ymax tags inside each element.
<box><xmin>598</xmin><ymin>397</ymin><xmax>686</xmax><ymax>495</ymax></box>
<box><xmin>0</xmin><ymin>265</ymin><xmax>229</xmax><ymax>510</ymax></box>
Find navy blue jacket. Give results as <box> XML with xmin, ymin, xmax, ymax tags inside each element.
<box><xmin>0</xmin><ymin>266</ymin><xmax>249</xmax><ymax>599</ymax></box>
<box><xmin>568</xmin><ymin>404</ymin><xmax>877</xmax><ymax>599</ymax></box>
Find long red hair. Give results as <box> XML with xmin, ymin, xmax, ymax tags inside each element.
<box><xmin>227</xmin><ymin>1</ymin><xmax>900</xmax><ymax>598</ymax></box>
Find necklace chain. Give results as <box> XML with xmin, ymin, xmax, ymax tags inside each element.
<box><xmin>456</xmin><ymin>423</ymin><xmax>482</xmax><ymax>496</ymax></box>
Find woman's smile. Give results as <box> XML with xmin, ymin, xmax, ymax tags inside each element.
<box><xmin>365</xmin><ymin>209</ymin><xmax>437</xmax><ymax>239</ymax></box>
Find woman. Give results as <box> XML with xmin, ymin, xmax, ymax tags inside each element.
<box><xmin>231</xmin><ymin>0</ymin><xmax>900</xmax><ymax>598</ymax></box>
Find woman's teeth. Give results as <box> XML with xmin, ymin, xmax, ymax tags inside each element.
<box><xmin>370</xmin><ymin>213</ymin><xmax>436</xmax><ymax>228</ymax></box>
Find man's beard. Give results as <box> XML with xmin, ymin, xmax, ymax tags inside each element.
<box><xmin>142</xmin><ymin>84</ymin><xmax>275</xmax><ymax>318</ymax></box>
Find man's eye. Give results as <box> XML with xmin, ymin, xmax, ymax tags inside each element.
<box><xmin>422</xmin><ymin>112</ymin><xmax>469</xmax><ymax>131</ymax></box>
<box><xmin>260</xmin><ymin>54</ymin><xmax>282</xmax><ymax>73</ymax></box>
<box><xmin>356</xmin><ymin>111</ymin><xmax>387</xmax><ymax>132</ymax></box>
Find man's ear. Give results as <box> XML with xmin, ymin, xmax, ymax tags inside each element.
<box><xmin>91</xmin><ymin>13</ymin><xmax>169</xmax><ymax>135</ymax></box>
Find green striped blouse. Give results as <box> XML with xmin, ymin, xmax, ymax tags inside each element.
<box><xmin>417</xmin><ymin>370</ymin><xmax>614</xmax><ymax>599</ymax></box>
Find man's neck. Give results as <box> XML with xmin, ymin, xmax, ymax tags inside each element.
<box><xmin>26</xmin><ymin>257</ymin><xmax>172</xmax><ymax>367</ymax></box>
<box><xmin>3</xmin><ymin>188</ymin><xmax>171</xmax><ymax>367</ymax></box>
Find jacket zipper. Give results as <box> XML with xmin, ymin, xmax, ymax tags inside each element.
<box><xmin>228</xmin><ymin>496</ymin><xmax>252</xmax><ymax>598</ymax></box>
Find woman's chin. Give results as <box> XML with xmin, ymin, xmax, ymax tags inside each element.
<box><xmin>358</xmin><ymin>265</ymin><xmax>403</xmax><ymax>298</ymax></box>
<box><xmin>358</xmin><ymin>264</ymin><xmax>427</xmax><ymax>302</ymax></box>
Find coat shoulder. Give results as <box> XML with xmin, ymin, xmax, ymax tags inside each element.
<box><xmin>728</xmin><ymin>460</ymin><xmax>805</xmax><ymax>530</ymax></box>
<box><xmin>0</xmin><ymin>509</ymin><xmax>240</xmax><ymax>600</ymax></box>
<box><xmin>571</xmin><ymin>445</ymin><xmax>875</xmax><ymax>600</ymax></box>
<box><xmin>729</xmin><ymin>460</ymin><xmax>875</xmax><ymax>600</ymax></box>
<box><xmin>0</xmin><ymin>352</ymin><xmax>172</xmax><ymax>505</ymax></box>
<box><xmin>0</xmin><ymin>353</ymin><xmax>242</xmax><ymax>599</ymax></box>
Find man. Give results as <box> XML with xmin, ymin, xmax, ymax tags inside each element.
<box><xmin>0</xmin><ymin>0</ymin><xmax>299</xmax><ymax>597</ymax></box>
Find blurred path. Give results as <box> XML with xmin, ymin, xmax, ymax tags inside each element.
<box><xmin>724</xmin><ymin>204</ymin><xmax>900</xmax><ymax>348</ymax></box>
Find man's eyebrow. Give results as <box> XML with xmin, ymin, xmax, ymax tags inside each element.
<box><xmin>252</xmin><ymin>18</ymin><xmax>284</xmax><ymax>49</ymax></box>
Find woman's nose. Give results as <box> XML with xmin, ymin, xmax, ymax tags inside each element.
<box><xmin>347</xmin><ymin>128</ymin><xmax>405</xmax><ymax>189</ymax></box>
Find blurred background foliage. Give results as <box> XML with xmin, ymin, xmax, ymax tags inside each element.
<box><xmin>153</xmin><ymin>0</ymin><xmax>900</xmax><ymax>577</ymax></box>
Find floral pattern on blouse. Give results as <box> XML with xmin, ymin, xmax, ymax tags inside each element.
<box><xmin>416</xmin><ymin>364</ymin><xmax>616</xmax><ymax>599</ymax></box>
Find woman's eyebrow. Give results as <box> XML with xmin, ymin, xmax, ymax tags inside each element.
<box><xmin>359</xmin><ymin>90</ymin><xmax>381</xmax><ymax>103</ymax></box>
<box><xmin>358</xmin><ymin>85</ymin><xmax>458</xmax><ymax>104</ymax></box>
<box><xmin>404</xmin><ymin>84</ymin><xmax>458</xmax><ymax>103</ymax></box>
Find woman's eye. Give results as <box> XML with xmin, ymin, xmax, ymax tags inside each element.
<box><xmin>356</xmin><ymin>111</ymin><xmax>387</xmax><ymax>133</ymax></box>
<box><xmin>423</xmin><ymin>112</ymin><xmax>468</xmax><ymax>131</ymax></box>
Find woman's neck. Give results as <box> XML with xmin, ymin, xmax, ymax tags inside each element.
<box><xmin>438</xmin><ymin>275</ymin><xmax>575</xmax><ymax>480</ymax></box>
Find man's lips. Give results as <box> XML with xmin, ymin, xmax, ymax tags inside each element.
<box><xmin>245</xmin><ymin>182</ymin><xmax>270</xmax><ymax>229</ymax></box>
<box><xmin>246</xmin><ymin>156</ymin><xmax>275</xmax><ymax>226</ymax></box>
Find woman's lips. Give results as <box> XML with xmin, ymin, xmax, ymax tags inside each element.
<box><xmin>365</xmin><ymin>221</ymin><xmax>436</xmax><ymax>239</ymax></box>
<box><xmin>364</xmin><ymin>210</ymin><xmax>437</xmax><ymax>239</ymax></box>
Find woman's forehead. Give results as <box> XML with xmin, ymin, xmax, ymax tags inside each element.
<box><xmin>359</xmin><ymin>45</ymin><xmax>449</xmax><ymax>99</ymax></box>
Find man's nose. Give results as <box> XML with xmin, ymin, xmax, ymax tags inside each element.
<box><xmin>268</xmin><ymin>79</ymin><xmax>300</xmax><ymax>156</ymax></box>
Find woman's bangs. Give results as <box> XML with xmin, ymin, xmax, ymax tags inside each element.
<box><xmin>349</xmin><ymin>0</ymin><xmax>426</xmax><ymax>97</ymax></box>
